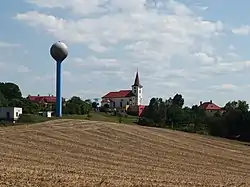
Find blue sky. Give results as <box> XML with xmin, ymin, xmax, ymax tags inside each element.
<box><xmin>1</xmin><ymin>0</ymin><xmax>250</xmax><ymax>107</ymax></box>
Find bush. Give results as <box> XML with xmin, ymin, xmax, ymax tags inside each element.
<box><xmin>18</xmin><ymin>114</ymin><xmax>49</xmax><ymax>123</ymax></box>
<box><xmin>86</xmin><ymin>113</ymin><xmax>92</xmax><ymax>120</ymax></box>
<box><xmin>99</xmin><ymin>107</ymin><xmax>112</xmax><ymax>113</ymax></box>
<box><xmin>118</xmin><ymin>116</ymin><xmax>122</xmax><ymax>123</ymax></box>
<box><xmin>137</xmin><ymin>117</ymin><xmax>155</xmax><ymax>126</ymax></box>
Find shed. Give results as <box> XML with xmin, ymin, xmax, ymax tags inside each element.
<box><xmin>0</xmin><ymin>107</ymin><xmax>22</xmax><ymax>121</ymax></box>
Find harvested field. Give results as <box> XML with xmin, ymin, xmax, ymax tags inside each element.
<box><xmin>0</xmin><ymin>119</ymin><xmax>250</xmax><ymax>186</ymax></box>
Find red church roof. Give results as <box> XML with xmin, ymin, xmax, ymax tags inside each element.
<box><xmin>102</xmin><ymin>90</ymin><xmax>135</xmax><ymax>98</ymax></box>
<box><xmin>199</xmin><ymin>101</ymin><xmax>221</xmax><ymax>110</ymax></box>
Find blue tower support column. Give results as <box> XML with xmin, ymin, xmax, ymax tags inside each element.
<box><xmin>56</xmin><ymin>61</ymin><xmax>62</xmax><ymax>117</ymax></box>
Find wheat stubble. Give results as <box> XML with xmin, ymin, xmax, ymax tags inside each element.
<box><xmin>0</xmin><ymin>119</ymin><xmax>249</xmax><ymax>186</ymax></box>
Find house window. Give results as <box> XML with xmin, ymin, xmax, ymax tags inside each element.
<box><xmin>139</xmin><ymin>89</ymin><xmax>141</xmax><ymax>93</ymax></box>
<box><xmin>16</xmin><ymin>112</ymin><xmax>19</xmax><ymax>117</ymax></box>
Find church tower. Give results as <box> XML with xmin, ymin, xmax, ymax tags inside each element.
<box><xmin>131</xmin><ymin>70</ymin><xmax>143</xmax><ymax>105</ymax></box>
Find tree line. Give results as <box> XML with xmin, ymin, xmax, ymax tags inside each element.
<box><xmin>139</xmin><ymin>94</ymin><xmax>250</xmax><ymax>142</ymax></box>
<box><xmin>0</xmin><ymin>82</ymin><xmax>92</xmax><ymax>115</ymax></box>
<box><xmin>1</xmin><ymin>82</ymin><xmax>249</xmax><ymax>142</ymax></box>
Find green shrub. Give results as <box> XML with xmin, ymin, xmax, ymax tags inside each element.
<box><xmin>118</xmin><ymin>116</ymin><xmax>122</xmax><ymax>123</ymax></box>
<box><xmin>86</xmin><ymin>113</ymin><xmax>92</xmax><ymax>120</ymax></box>
<box><xmin>18</xmin><ymin>114</ymin><xmax>49</xmax><ymax>123</ymax></box>
<box><xmin>137</xmin><ymin>117</ymin><xmax>155</xmax><ymax>126</ymax></box>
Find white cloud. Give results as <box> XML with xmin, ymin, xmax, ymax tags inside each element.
<box><xmin>193</xmin><ymin>52</ymin><xmax>215</xmax><ymax>65</ymax></box>
<box><xmin>0</xmin><ymin>62</ymin><xmax>7</xmax><ymax>71</ymax></box>
<box><xmin>199</xmin><ymin>60</ymin><xmax>250</xmax><ymax>75</ymax></box>
<box><xmin>34</xmin><ymin>70</ymin><xmax>76</xmax><ymax>82</ymax></box>
<box><xmin>210</xmin><ymin>84</ymin><xmax>238</xmax><ymax>92</ymax></box>
<box><xmin>17</xmin><ymin>65</ymin><xmax>31</xmax><ymax>73</ymax></box>
<box><xmin>0</xmin><ymin>41</ymin><xmax>21</xmax><ymax>48</ymax></box>
<box><xmin>229</xmin><ymin>44</ymin><xmax>236</xmax><ymax>50</ymax></box>
<box><xmin>0</xmin><ymin>61</ymin><xmax>31</xmax><ymax>73</ymax></box>
<box><xmin>197</xmin><ymin>6</ymin><xmax>208</xmax><ymax>11</ymax></box>
<box><xmin>88</xmin><ymin>42</ymin><xmax>109</xmax><ymax>53</ymax></box>
<box><xmin>73</xmin><ymin>56</ymin><xmax>119</xmax><ymax>69</ymax></box>
<box><xmin>16</xmin><ymin>0</ymin><xmax>248</xmax><ymax>105</ymax></box>
<box><xmin>232</xmin><ymin>25</ymin><xmax>250</xmax><ymax>35</ymax></box>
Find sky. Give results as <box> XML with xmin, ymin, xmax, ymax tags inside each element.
<box><xmin>1</xmin><ymin>0</ymin><xmax>250</xmax><ymax>107</ymax></box>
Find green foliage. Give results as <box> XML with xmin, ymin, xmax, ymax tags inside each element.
<box><xmin>140</xmin><ymin>93</ymin><xmax>250</xmax><ymax>142</ymax></box>
<box><xmin>86</xmin><ymin>113</ymin><xmax>92</xmax><ymax>120</ymax></box>
<box><xmin>1</xmin><ymin>81</ymin><xmax>250</xmax><ymax>143</ymax></box>
<box><xmin>118</xmin><ymin>116</ymin><xmax>122</xmax><ymax>123</ymax></box>
<box><xmin>18</xmin><ymin>114</ymin><xmax>49</xmax><ymax>123</ymax></box>
<box><xmin>138</xmin><ymin>117</ymin><xmax>155</xmax><ymax>127</ymax></box>
<box><xmin>63</xmin><ymin>96</ymin><xmax>92</xmax><ymax>115</ymax></box>
<box><xmin>0</xmin><ymin>82</ymin><xmax>22</xmax><ymax>101</ymax></box>
<box><xmin>0</xmin><ymin>90</ymin><xmax>8</xmax><ymax>107</ymax></box>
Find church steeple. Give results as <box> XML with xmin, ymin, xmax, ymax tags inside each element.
<box><xmin>131</xmin><ymin>69</ymin><xmax>143</xmax><ymax>106</ymax></box>
<box><xmin>132</xmin><ymin>69</ymin><xmax>143</xmax><ymax>88</ymax></box>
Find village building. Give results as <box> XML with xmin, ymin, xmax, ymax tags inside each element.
<box><xmin>199</xmin><ymin>100</ymin><xmax>222</xmax><ymax>116</ymax></box>
<box><xmin>27</xmin><ymin>94</ymin><xmax>65</xmax><ymax>106</ymax></box>
<box><xmin>0</xmin><ymin>107</ymin><xmax>22</xmax><ymax>122</ymax></box>
<box><xmin>101</xmin><ymin>70</ymin><xmax>146</xmax><ymax>116</ymax></box>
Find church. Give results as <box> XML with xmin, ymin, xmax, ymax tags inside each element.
<box><xmin>101</xmin><ymin>70</ymin><xmax>146</xmax><ymax>115</ymax></box>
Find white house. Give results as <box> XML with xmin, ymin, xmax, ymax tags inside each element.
<box><xmin>0</xmin><ymin>107</ymin><xmax>22</xmax><ymax>121</ymax></box>
<box><xmin>101</xmin><ymin>70</ymin><xmax>143</xmax><ymax>109</ymax></box>
<box><xmin>38</xmin><ymin>111</ymin><xmax>53</xmax><ymax>118</ymax></box>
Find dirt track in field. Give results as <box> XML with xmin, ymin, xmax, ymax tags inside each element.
<box><xmin>0</xmin><ymin>119</ymin><xmax>249</xmax><ymax>187</ymax></box>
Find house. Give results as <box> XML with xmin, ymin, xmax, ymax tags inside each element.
<box><xmin>199</xmin><ymin>100</ymin><xmax>222</xmax><ymax>116</ymax></box>
<box><xmin>38</xmin><ymin>111</ymin><xmax>53</xmax><ymax>118</ymax></box>
<box><xmin>0</xmin><ymin>107</ymin><xmax>22</xmax><ymax>121</ymax></box>
<box><xmin>101</xmin><ymin>70</ymin><xmax>146</xmax><ymax>116</ymax></box>
<box><xmin>27</xmin><ymin>94</ymin><xmax>66</xmax><ymax>108</ymax></box>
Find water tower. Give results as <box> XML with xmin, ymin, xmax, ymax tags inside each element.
<box><xmin>50</xmin><ymin>41</ymin><xmax>68</xmax><ymax>117</ymax></box>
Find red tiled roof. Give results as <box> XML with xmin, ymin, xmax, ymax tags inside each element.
<box><xmin>27</xmin><ymin>96</ymin><xmax>65</xmax><ymax>103</ymax></box>
<box><xmin>199</xmin><ymin>102</ymin><xmax>221</xmax><ymax>110</ymax></box>
<box><xmin>102</xmin><ymin>90</ymin><xmax>135</xmax><ymax>98</ymax></box>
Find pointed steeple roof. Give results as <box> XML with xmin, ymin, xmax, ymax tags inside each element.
<box><xmin>132</xmin><ymin>69</ymin><xmax>143</xmax><ymax>88</ymax></box>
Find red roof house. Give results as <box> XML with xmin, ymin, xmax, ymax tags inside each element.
<box><xmin>199</xmin><ymin>100</ymin><xmax>221</xmax><ymax>116</ymax></box>
<box><xmin>199</xmin><ymin>100</ymin><xmax>221</xmax><ymax>110</ymax></box>
<box><xmin>27</xmin><ymin>95</ymin><xmax>65</xmax><ymax>104</ymax></box>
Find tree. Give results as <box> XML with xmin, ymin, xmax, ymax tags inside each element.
<box><xmin>0</xmin><ymin>90</ymin><xmax>7</xmax><ymax>107</ymax></box>
<box><xmin>0</xmin><ymin>82</ymin><xmax>22</xmax><ymax>101</ymax></box>
<box><xmin>172</xmin><ymin>94</ymin><xmax>184</xmax><ymax>108</ymax></box>
<box><xmin>64</xmin><ymin>96</ymin><xmax>91</xmax><ymax>115</ymax></box>
<box><xmin>166</xmin><ymin>104</ymin><xmax>184</xmax><ymax>128</ymax></box>
<box><xmin>92</xmin><ymin>102</ymin><xmax>98</xmax><ymax>109</ymax></box>
<box><xmin>224</xmin><ymin>100</ymin><xmax>249</xmax><ymax>113</ymax></box>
